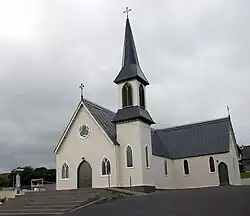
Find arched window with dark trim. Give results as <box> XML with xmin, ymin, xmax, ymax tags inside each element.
<box><xmin>122</xmin><ymin>83</ymin><xmax>133</xmax><ymax>107</ymax></box>
<box><xmin>139</xmin><ymin>84</ymin><xmax>145</xmax><ymax>108</ymax></box>
<box><xmin>62</xmin><ymin>163</ymin><xmax>69</xmax><ymax>179</ymax></box>
<box><xmin>101</xmin><ymin>158</ymin><xmax>111</xmax><ymax>175</ymax></box>
<box><xmin>164</xmin><ymin>160</ymin><xmax>168</xmax><ymax>175</ymax></box>
<box><xmin>126</xmin><ymin>145</ymin><xmax>133</xmax><ymax>167</ymax></box>
<box><xmin>184</xmin><ymin>159</ymin><xmax>189</xmax><ymax>175</ymax></box>
<box><xmin>145</xmin><ymin>146</ymin><xmax>149</xmax><ymax>168</ymax></box>
<box><xmin>209</xmin><ymin>156</ymin><xmax>215</xmax><ymax>173</ymax></box>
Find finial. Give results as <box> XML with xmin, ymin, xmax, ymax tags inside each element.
<box><xmin>123</xmin><ymin>7</ymin><xmax>132</xmax><ymax>18</ymax></box>
<box><xmin>79</xmin><ymin>83</ymin><xmax>84</xmax><ymax>100</ymax></box>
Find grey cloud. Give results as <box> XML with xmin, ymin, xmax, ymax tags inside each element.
<box><xmin>0</xmin><ymin>0</ymin><xmax>249</xmax><ymax>172</ymax></box>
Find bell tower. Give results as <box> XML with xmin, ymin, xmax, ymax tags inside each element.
<box><xmin>112</xmin><ymin>9</ymin><xmax>155</xmax><ymax>192</ymax></box>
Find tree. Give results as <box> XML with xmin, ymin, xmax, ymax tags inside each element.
<box><xmin>8</xmin><ymin>166</ymin><xmax>34</xmax><ymax>188</ymax></box>
<box><xmin>32</xmin><ymin>167</ymin><xmax>47</xmax><ymax>180</ymax></box>
<box><xmin>0</xmin><ymin>177</ymin><xmax>7</xmax><ymax>187</ymax></box>
<box><xmin>6</xmin><ymin>166</ymin><xmax>56</xmax><ymax>188</ymax></box>
<box><xmin>45</xmin><ymin>169</ymin><xmax>56</xmax><ymax>183</ymax></box>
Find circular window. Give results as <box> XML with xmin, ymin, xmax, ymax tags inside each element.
<box><xmin>79</xmin><ymin>125</ymin><xmax>90</xmax><ymax>138</ymax></box>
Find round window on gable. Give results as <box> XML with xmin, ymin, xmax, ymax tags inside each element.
<box><xmin>79</xmin><ymin>125</ymin><xmax>90</xmax><ymax>139</ymax></box>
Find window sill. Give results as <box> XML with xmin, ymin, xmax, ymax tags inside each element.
<box><xmin>184</xmin><ymin>174</ymin><xmax>190</xmax><ymax>177</ymax></box>
<box><xmin>101</xmin><ymin>174</ymin><xmax>111</xmax><ymax>178</ymax></box>
<box><xmin>209</xmin><ymin>171</ymin><xmax>216</xmax><ymax>174</ymax></box>
<box><xmin>125</xmin><ymin>166</ymin><xmax>134</xmax><ymax>169</ymax></box>
<box><xmin>61</xmin><ymin>178</ymin><xmax>69</xmax><ymax>181</ymax></box>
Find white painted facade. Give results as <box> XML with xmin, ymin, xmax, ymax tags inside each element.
<box><xmin>54</xmin><ymin>96</ymin><xmax>241</xmax><ymax>190</ymax></box>
<box><xmin>56</xmin><ymin>105</ymin><xmax>119</xmax><ymax>190</ymax></box>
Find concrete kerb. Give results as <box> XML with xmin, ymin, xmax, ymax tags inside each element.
<box><xmin>69</xmin><ymin>187</ymin><xmax>146</xmax><ymax>213</ymax></box>
<box><xmin>106</xmin><ymin>187</ymin><xmax>147</xmax><ymax>196</ymax></box>
<box><xmin>69</xmin><ymin>196</ymin><xmax>110</xmax><ymax>213</ymax></box>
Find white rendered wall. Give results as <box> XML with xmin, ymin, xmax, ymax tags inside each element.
<box><xmin>151</xmin><ymin>156</ymin><xmax>175</xmax><ymax>189</ymax></box>
<box><xmin>116</xmin><ymin>121</ymin><xmax>154</xmax><ymax>187</ymax></box>
<box><xmin>151</xmin><ymin>131</ymin><xmax>241</xmax><ymax>189</ymax></box>
<box><xmin>56</xmin><ymin>105</ymin><xmax>118</xmax><ymax>190</ymax></box>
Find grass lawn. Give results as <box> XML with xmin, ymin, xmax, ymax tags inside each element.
<box><xmin>241</xmin><ymin>172</ymin><xmax>250</xmax><ymax>179</ymax></box>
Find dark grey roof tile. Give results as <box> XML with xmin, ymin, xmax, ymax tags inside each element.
<box><xmin>114</xmin><ymin>64</ymin><xmax>149</xmax><ymax>86</ymax></box>
<box><xmin>82</xmin><ymin>99</ymin><xmax>118</xmax><ymax>145</ymax></box>
<box><xmin>112</xmin><ymin>106</ymin><xmax>154</xmax><ymax>125</ymax></box>
<box><xmin>153</xmin><ymin>117</ymin><xmax>230</xmax><ymax>159</ymax></box>
<box><xmin>114</xmin><ymin>18</ymin><xmax>149</xmax><ymax>86</ymax></box>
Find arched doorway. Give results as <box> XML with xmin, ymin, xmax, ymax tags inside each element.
<box><xmin>218</xmin><ymin>162</ymin><xmax>230</xmax><ymax>186</ymax></box>
<box><xmin>77</xmin><ymin>160</ymin><xmax>92</xmax><ymax>188</ymax></box>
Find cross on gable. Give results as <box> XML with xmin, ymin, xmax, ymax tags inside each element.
<box><xmin>79</xmin><ymin>83</ymin><xmax>84</xmax><ymax>100</ymax></box>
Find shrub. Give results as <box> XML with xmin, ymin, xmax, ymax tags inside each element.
<box><xmin>0</xmin><ymin>197</ymin><xmax>7</xmax><ymax>204</ymax></box>
<box><xmin>240</xmin><ymin>172</ymin><xmax>250</xmax><ymax>179</ymax></box>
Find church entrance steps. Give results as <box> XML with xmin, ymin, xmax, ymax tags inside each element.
<box><xmin>22</xmin><ymin>188</ymin><xmax>98</xmax><ymax>197</ymax></box>
<box><xmin>0</xmin><ymin>214</ymin><xmax>63</xmax><ymax>216</ymax></box>
<box><xmin>0</xmin><ymin>188</ymin><xmax>120</xmax><ymax>215</ymax></box>
<box><xmin>23</xmin><ymin>204</ymin><xmax>77</xmax><ymax>209</ymax></box>
<box><xmin>0</xmin><ymin>208</ymin><xmax>68</xmax><ymax>213</ymax></box>
<box><xmin>21</xmin><ymin>200</ymin><xmax>83</xmax><ymax>206</ymax></box>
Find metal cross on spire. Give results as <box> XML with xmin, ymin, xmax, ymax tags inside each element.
<box><xmin>79</xmin><ymin>83</ymin><xmax>84</xmax><ymax>100</ymax></box>
<box><xmin>123</xmin><ymin>7</ymin><xmax>132</xmax><ymax>18</ymax></box>
<box><xmin>226</xmin><ymin>106</ymin><xmax>230</xmax><ymax>116</ymax></box>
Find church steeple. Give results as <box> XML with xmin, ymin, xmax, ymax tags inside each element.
<box><xmin>113</xmin><ymin>12</ymin><xmax>155</xmax><ymax>191</ymax></box>
<box><xmin>114</xmin><ymin>17</ymin><xmax>149</xmax><ymax>86</ymax></box>
<box><xmin>113</xmin><ymin>14</ymin><xmax>154</xmax><ymax>125</ymax></box>
<box><xmin>122</xmin><ymin>18</ymin><xmax>140</xmax><ymax>67</ymax></box>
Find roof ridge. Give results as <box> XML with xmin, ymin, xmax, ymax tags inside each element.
<box><xmin>156</xmin><ymin>116</ymin><xmax>230</xmax><ymax>132</ymax></box>
<box><xmin>82</xmin><ymin>98</ymin><xmax>115</xmax><ymax>115</ymax></box>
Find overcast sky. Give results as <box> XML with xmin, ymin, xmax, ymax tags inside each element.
<box><xmin>0</xmin><ymin>0</ymin><xmax>249</xmax><ymax>173</ymax></box>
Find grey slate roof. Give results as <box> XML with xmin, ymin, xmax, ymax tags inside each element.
<box><xmin>242</xmin><ymin>145</ymin><xmax>250</xmax><ymax>160</ymax></box>
<box><xmin>82</xmin><ymin>99</ymin><xmax>118</xmax><ymax>145</ymax></box>
<box><xmin>83</xmin><ymin>98</ymin><xmax>231</xmax><ymax>159</ymax></box>
<box><xmin>114</xmin><ymin>18</ymin><xmax>149</xmax><ymax>86</ymax></box>
<box><xmin>153</xmin><ymin>117</ymin><xmax>230</xmax><ymax>159</ymax></box>
<box><xmin>112</xmin><ymin>106</ymin><xmax>154</xmax><ymax>125</ymax></box>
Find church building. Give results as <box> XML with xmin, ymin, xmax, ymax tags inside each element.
<box><xmin>54</xmin><ymin>15</ymin><xmax>241</xmax><ymax>192</ymax></box>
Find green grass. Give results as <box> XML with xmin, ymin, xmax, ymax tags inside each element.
<box><xmin>241</xmin><ymin>172</ymin><xmax>250</xmax><ymax>179</ymax></box>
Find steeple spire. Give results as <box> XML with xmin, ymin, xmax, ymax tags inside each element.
<box><xmin>122</xmin><ymin>18</ymin><xmax>140</xmax><ymax>67</ymax></box>
<box><xmin>114</xmin><ymin>14</ymin><xmax>149</xmax><ymax>86</ymax></box>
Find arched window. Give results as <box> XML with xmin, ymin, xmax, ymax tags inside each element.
<box><xmin>139</xmin><ymin>84</ymin><xmax>145</xmax><ymax>108</ymax></box>
<box><xmin>122</xmin><ymin>83</ymin><xmax>133</xmax><ymax>107</ymax></box>
<box><xmin>126</xmin><ymin>145</ymin><xmax>133</xmax><ymax>168</ymax></box>
<box><xmin>184</xmin><ymin>159</ymin><xmax>189</xmax><ymax>175</ymax></box>
<box><xmin>164</xmin><ymin>160</ymin><xmax>168</xmax><ymax>175</ymax></box>
<box><xmin>145</xmin><ymin>146</ymin><xmax>149</xmax><ymax>168</ymax></box>
<box><xmin>61</xmin><ymin>163</ymin><xmax>69</xmax><ymax>179</ymax></box>
<box><xmin>209</xmin><ymin>156</ymin><xmax>215</xmax><ymax>172</ymax></box>
<box><xmin>101</xmin><ymin>158</ymin><xmax>111</xmax><ymax>175</ymax></box>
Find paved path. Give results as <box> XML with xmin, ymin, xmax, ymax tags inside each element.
<box><xmin>65</xmin><ymin>186</ymin><xmax>250</xmax><ymax>216</ymax></box>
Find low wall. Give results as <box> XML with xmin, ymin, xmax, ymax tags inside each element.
<box><xmin>0</xmin><ymin>188</ymin><xmax>16</xmax><ymax>199</ymax></box>
<box><xmin>241</xmin><ymin>178</ymin><xmax>250</xmax><ymax>185</ymax></box>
